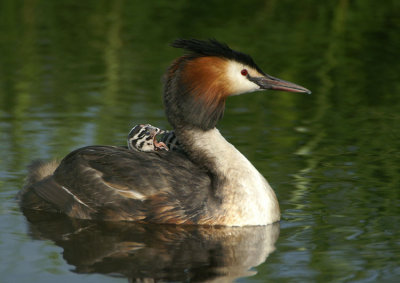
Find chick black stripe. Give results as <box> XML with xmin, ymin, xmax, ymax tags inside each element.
<box><xmin>138</xmin><ymin>141</ymin><xmax>145</xmax><ymax>149</ymax></box>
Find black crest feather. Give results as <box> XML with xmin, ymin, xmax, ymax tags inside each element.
<box><xmin>171</xmin><ymin>39</ymin><xmax>265</xmax><ymax>75</ymax></box>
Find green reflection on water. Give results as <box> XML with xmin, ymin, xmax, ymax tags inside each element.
<box><xmin>1</xmin><ymin>0</ymin><xmax>399</xmax><ymax>282</ymax></box>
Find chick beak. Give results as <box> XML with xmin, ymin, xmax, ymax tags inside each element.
<box><xmin>251</xmin><ymin>74</ymin><xmax>311</xmax><ymax>94</ymax></box>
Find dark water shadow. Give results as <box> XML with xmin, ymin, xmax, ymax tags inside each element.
<box><xmin>22</xmin><ymin>210</ymin><xmax>280</xmax><ymax>282</ymax></box>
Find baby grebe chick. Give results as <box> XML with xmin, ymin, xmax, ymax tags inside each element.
<box><xmin>127</xmin><ymin>124</ymin><xmax>168</xmax><ymax>152</ymax></box>
<box><xmin>19</xmin><ymin>39</ymin><xmax>311</xmax><ymax>226</ymax></box>
<box><xmin>159</xmin><ymin>130</ymin><xmax>181</xmax><ymax>152</ymax></box>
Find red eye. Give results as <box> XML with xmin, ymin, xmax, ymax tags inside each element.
<box><xmin>241</xmin><ymin>69</ymin><xmax>248</xmax><ymax>76</ymax></box>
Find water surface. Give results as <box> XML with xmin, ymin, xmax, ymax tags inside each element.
<box><xmin>1</xmin><ymin>1</ymin><xmax>399</xmax><ymax>282</ymax></box>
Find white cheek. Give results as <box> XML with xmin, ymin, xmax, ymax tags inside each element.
<box><xmin>226</xmin><ymin>62</ymin><xmax>260</xmax><ymax>96</ymax></box>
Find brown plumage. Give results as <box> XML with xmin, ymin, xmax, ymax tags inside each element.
<box><xmin>19</xmin><ymin>39</ymin><xmax>311</xmax><ymax>226</ymax></box>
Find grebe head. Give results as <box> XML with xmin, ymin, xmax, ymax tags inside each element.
<box><xmin>127</xmin><ymin>124</ymin><xmax>168</xmax><ymax>152</ymax></box>
<box><xmin>164</xmin><ymin>39</ymin><xmax>311</xmax><ymax>130</ymax></box>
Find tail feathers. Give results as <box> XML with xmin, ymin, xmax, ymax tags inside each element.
<box><xmin>25</xmin><ymin>159</ymin><xmax>60</xmax><ymax>187</ymax></box>
<box><xmin>19</xmin><ymin>159</ymin><xmax>94</xmax><ymax>218</ymax></box>
<box><xmin>18</xmin><ymin>159</ymin><xmax>60</xmax><ymax>211</ymax></box>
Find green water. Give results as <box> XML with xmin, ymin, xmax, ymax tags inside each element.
<box><xmin>1</xmin><ymin>1</ymin><xmax>399</xmax><ymax>282</ymax></box>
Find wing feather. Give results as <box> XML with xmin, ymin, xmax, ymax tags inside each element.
<box><xmin>47</xmin><ymin>146</ymin><xmax>214</xmax><ymax>222</ymax></box>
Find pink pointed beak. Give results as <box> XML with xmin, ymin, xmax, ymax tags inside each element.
<box><xmin>251</xmin><ymin>74</ymin><xmax>311</xmax><ymax>94</ymax></box>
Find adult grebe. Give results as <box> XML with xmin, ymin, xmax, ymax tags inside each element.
<box><xmin>19</xmin><ymin>39</ymin><xmax>310</xmax><ymax>226</ymax></box>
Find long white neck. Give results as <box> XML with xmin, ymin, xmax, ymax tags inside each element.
<box><xmin>178</xmin><ymin>127</ymin><xmax>280</xmax><ymax>226</ymax></box>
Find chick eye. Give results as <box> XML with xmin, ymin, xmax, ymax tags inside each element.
<box><xmin>241</xmin><ymin>69</ymin><xmax>248</xmax><ymax>76</ymax></box>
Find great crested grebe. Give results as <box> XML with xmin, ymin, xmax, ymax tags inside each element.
<box><xmin>19</xmin><ymin>39</ymin><xmax>310</xmax><ymax>226</ymax></box>
<box><xmin>127</xmin><ymin>124</ymin><xmax>169</xmax><ymax>152</ymax></box>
